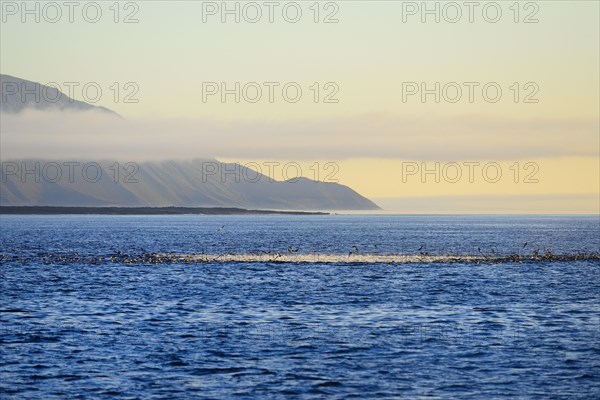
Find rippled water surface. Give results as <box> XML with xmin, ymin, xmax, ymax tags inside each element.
<box><xmin>1</xmin><ymin>215</ymin><xmax>599</xmax><ymax>398</ymax></box>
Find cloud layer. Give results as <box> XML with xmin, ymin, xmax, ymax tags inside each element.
<box><xmin>1</xmin><ymin>109</ymin><xmax>598</xmax><ymax>161</ymax></box>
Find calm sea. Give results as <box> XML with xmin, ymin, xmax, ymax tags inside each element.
<box><xmin>1</xmin><ymin>215</ymin><xmax>599</xmax><ymax>398</ymax></box>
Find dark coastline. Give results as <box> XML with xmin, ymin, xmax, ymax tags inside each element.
<box><xmin>0</xmin><ymin>206</ymin><xmax>328</xmax><ymax>216</ymax></box>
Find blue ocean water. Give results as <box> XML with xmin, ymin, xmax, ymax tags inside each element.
<box><xmin>1</xmin><ymin>214</ymin><xmax>599</xmax><ymax>399</ymax></box>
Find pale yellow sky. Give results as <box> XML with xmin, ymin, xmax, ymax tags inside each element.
<box><xmin>1</xmin><ymin>1</ymin><xmax>598</xmax><ymax>212</ymax></box>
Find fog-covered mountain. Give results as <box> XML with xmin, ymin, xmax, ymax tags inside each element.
<box><xmin>1</xmin><ymin>159</ymin><xmax>380</xmax><ymax>210</ymax></box>
<box><xmin>1</xmin><ymin>75</ymin><xmax>379</xmax><ymax>210</ymax></box>
<box><xmin>0</xmin><ymin>74</ymin><xmax>118</xmax><ymax>115</ymax></box>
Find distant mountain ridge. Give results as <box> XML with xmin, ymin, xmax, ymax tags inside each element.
<box><xmin>1</xmin><ymin>75</ymin><xmax>380</xmax><ymax>210</ymax></box>
<box><xmin>1</xmin><ymin>159</ymin><xmax>380</xmax><ymax>211</ymax></box>
<box><xmin>0</xmin><ymin>74</ymin><xmax>118</xmax><ymax>115</ymax></box>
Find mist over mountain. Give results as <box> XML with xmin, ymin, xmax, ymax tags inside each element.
<box><xmin>1</xmin><ymin>159</ymin><xmax>380</xmax><ymax>211</ymax></box>
<box><xmin>0</xmin><ymin>74</ymin><xmax>118</xmax><ymax>116</ymax></box>
<box><xmin>1</xmin><ymin>75</ymin><xmax>379</xmax><ymax>210</ymax></box>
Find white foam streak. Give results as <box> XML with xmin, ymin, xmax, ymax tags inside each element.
<box><xmin>159</xmin><ymin>253</ymin><xmax>490</xmax><ymax>264</ymax></box>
